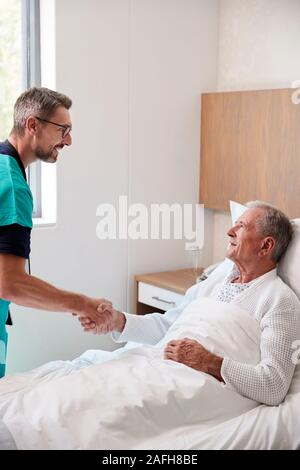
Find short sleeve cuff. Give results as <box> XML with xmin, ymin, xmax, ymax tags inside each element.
<box><xmin>0</xmin><ymin>224</ymin><xmax>31</xmax><ymax>259</ymax></box>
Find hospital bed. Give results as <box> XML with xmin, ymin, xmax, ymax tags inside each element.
<box><xmin>0</xmin><ymin>341</ymin><xmax>299</xmax><ymax>450</ymax></box>
<box><xmin>0</xmin><ymin>250</ymin><xmax>299</xmax><ymax>450</ymax></box>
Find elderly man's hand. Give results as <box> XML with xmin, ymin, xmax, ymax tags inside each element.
<box><xmin>74</xmin><ymin>298</ymin><xmax>113</xmax><ymax>334</ymax></box>
<box><xmin>164</xmin><ymin>338</ymin><xmax>224</xmax><ymax>381</ymax></box>
<box><xmin>78</xmin><ymin>301</ymin><xmax>126</xmax><ymax>335</ymax></box>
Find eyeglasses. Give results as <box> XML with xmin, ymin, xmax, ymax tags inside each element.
<box><xmin>35</xmin><ymin>117</ymin><xmax>72</xmax><ymax>138</ymax></box>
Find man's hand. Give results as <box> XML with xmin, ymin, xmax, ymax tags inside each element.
<box><xmin>164</xmin><ymin>338</ymin><xmax>224</xmax><ymax>382</ymax></box>
<box><xmin>76</xmin><ymin>297</ymin><xmax>113</xmax><ymax>327</ymax></box>
<box><xmin>78</xmin><ymin>301</ymin><xmax>126</xmax><ymax>335</ymax></box>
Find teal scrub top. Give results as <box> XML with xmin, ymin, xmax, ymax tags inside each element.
<box><xmin>0</xmin><ymin>153</ymin><xmax>33</xmax><ymax>377</ymax></box>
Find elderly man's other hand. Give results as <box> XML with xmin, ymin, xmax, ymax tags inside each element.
<box><xmin>164</xmin><ymin>338</ymin><xmax>224</xmax><ymax>382</ymax></box>
<box><xmin>79</xmin><ymin>301</ymin><xmax>126</xmax><ymax>335</ymax></box>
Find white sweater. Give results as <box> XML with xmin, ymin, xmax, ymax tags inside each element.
<box><xmin>113</xmin><ymin>266</ymin><xmax>300</xmax><ymax>406</ymax></box>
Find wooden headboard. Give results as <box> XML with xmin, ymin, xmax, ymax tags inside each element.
<box><xmin>199</xmin><ymin>88</ymin><xmax>300</xmax><ymax>218</ymax></box>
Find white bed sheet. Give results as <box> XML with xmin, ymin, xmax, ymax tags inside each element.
<box><xmin>0</xmin><ymin>351</ymin><xmax>299</xmax><ymax>450</ymax></box>
<box><xmin>0</xmin><ymin>350</ymin><xmax>299</xmax><ymax>450</ymax></box>
<box><xmin>0</xmin><ymin>298</ymin><xmax>299</xmax><ymax>450</ymax></box>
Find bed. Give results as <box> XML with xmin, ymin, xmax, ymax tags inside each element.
<box><xmin>0</xmin><ymin>335</ymin><xmax>299</xmax><ymax>450</ymax></box>
<box><xmin>0</xmin><ymin>255</ymin><xmax>299</xmax><ymax>450</ymax></box>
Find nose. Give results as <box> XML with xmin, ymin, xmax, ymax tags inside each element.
<box><xmin>63</xmin><ymin>132</ymin><xmax>72</xmax><ymax>146</ymax></box>
<box><xmin>227</xmin><ymin>224</ymin><xmax>237</xmax><ymax>237</ymax></box>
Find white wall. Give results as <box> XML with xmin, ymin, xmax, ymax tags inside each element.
<box><xmin>218</xmin><ymin>0</ymin><xmax>300</xmax><ymax>92</ymax></box>
<box><xmin>126</xmin><ymin>0</ymin><xmax>219</xmax><ymax>309</ymax></box>
<box><xmin>6</xmin><ymin>0</ymin><xmax>219</xmax><ymax>373</ymax></box>
<box><xmin>211</xmin><ymin>0</ymin><xmax>300</xmax><ymax>263</ymax></box>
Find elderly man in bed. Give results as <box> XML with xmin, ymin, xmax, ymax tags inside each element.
<box><xmin>81</xmin><ymin>201</ymin><xmax>300</xmax><ymax>406</ymax></box>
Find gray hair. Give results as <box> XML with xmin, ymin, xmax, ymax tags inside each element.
<box><xmin>246</xmin><ymin>200</ymin><xmax>294</xmax><ymax>263</ymax></box>
<box><xmin>12</xmin><ymin>87</ymin><xmax>72</xmax><ymax>136</ymax></box>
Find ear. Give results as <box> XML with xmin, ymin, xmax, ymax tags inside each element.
<box><xmin>26</xmin><ymin>116</ymin><xmax>38</xmax><ymax>136</ymax></box>
<box><xmin>259</xmin><ymin>237</ymin><xmax>275</xmax><ymax>257</ymax></box>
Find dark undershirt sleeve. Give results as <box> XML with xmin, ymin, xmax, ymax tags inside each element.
<box><xmin>0</xmin><ymin>224</ymin><xmax>31</xmax><ymax>259</ymax></box>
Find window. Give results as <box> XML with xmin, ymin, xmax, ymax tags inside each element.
<box><xmin>0</xmin><ymin>0</ymin><xmax>41</xmax><ymax>216</ymax></box>
<box><xmin>0</xmin><ymin>0</ymin><xmax>23</xmax><ymax>139</ymax></box>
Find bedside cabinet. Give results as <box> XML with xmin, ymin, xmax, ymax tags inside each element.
<box><xmin>134</xmin><ymin>268</ymin><xmax>204</xmax><ymax>314</ymax></box>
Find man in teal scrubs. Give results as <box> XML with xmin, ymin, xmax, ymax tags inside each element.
<box><xmin>0</xmin><ymin>87</ymin><xmax>111</xmax><ymax>377</ymax></box>
<box><xmin>0</xmin><ymin>139</ymin><xmax>33</xmax><ymax>376</ymax></box>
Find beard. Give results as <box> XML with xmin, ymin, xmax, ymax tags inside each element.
<box><xmin>35</xmin><ymin>145</ymin><xmax>62</xmax><ymax>163</ymax></box>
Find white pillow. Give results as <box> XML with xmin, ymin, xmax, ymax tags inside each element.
<box><xmin>278</xmin><ymin>219</ymin><xmax>300</xmax><ymax>298</ymax></box>
<box><xmin>229</xmin><ymin>200</ymin><xmax>247</xmax><ymax>224</ymax></box>
<box><xmin>229</xmin><ymin>201</ymin><xmax>300</xmax><ymax>299</ymax></box>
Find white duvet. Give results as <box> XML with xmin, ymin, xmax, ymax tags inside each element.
<box><xmin>0</xmin><ymin>297</ymin><xmax>287</xmax><ymax>449</ymax></box>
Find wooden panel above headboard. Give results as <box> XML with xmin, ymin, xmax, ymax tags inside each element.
<box><xmin>200</xmin><ymin>88</ymin><xmax>300</xmax><ymax>218</ymax></box>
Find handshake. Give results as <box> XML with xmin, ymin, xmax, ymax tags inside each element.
<box><xmin>77</xmin><ymin>299</ymin><xmax>126</xmax><ymax>335</ymax></box>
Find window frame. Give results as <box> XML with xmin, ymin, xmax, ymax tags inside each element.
<box><xmin>22</xmin><ymin>0</ymin><xmax>42</xmax><ymax>218</ymax></box>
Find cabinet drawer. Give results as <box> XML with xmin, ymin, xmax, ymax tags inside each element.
<box><xmin>138</xmin><ymin>282</ymin><xmax>184</xmax><ymax>311</ymax></box>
